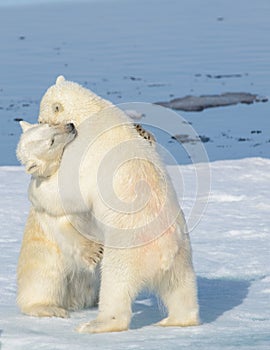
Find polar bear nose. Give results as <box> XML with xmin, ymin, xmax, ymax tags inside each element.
<box><xmin>66</xmin><ymin>123</ymin><xmax>75</xmax><ymax>133</ymax></box>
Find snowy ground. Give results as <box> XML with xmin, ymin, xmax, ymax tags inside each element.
<box><xmin>0</xmin><ymin>158</ymin><xmax>270</xmax><ymax>349</ymax></box>
<box><xmin>0</xmin><ymin>0</ymin><xmax>270</xmax><ymax>349</ymax></box>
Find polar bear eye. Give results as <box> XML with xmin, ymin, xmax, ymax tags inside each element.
<box><xmin>52</xmin><ymin>103</ymin><xmax>64</xmax><ymax>113</ymax></box>
<box><xmin>50</xmin><ymin>138</ymin><xmax>55</xmax><ymax>146</ymax></box>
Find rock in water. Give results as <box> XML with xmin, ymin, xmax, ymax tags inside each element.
<box><xmin>156</xmin><ymin>92</ymin><xmax>268</xmax><ymax>112</ymax></box>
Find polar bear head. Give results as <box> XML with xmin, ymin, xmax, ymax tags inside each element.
<box><xmin>17</xmin><ymin>121</ymin><xmax>77</xmax><ymax>177</ymax></box>
<box><xmin>38</xmin><ymin>75</ymin><xmax>112</xmax><ymax>126</ymax></box>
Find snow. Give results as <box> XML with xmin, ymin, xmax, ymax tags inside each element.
<box><xmin>1</xmin><ymin>158</ymin><xmax>270</xmax><ymax>349</ymax></box>
<box><xmin>0</xmin><ymin>0</ymin><xmax>270</xmax><ymax>348</ymax></box>
<box><xmin>0</xmin><ymin>0</ymin><xmax>269</xmax><ymax>164</ymax></box>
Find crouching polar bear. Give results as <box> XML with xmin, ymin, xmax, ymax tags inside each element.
<box><xmin>18</xmin><ymin>75</ymin><xmax>199</xmax><ymax>333</ymax></box>
<box><xmin>17</xmin><ymin>121</ymin><xmax>103</xmax><ymax>318</ymax></box>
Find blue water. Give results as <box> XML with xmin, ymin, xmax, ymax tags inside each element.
<box><xmin>0</xmin><ymin>0</ymin><xmax>64</xmax><ymax>5</ymax></box>
<box><xmin>0</xmin><ymin>0</ymin><xmax>269</xmax><ymax>164</ymax></box>
<box><xmin>0</xmin><ymin>0</ymin><xmax>81</xmax><ymax>6</ymax></box>
<box><xmin>0</xmin><ymin>0</ymin><xmax>112</xmax><ymax>6</ymax></box>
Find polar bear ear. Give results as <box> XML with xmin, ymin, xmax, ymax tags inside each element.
<box><xmin>19</xmin><ymin>121</ymin><xmax>34</xmax><ymax>133</ymax></box>
<box><xmin>56</xmin><ymin>75</ymin><xmax>66</xmax><ymax>85</ymax></box>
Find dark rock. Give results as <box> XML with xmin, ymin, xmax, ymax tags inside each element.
<box><xmin>206</xmin><ymin>74</ymin><xmax>242</xmax><ymax>79</ymax></box>
<box><xmin>171</xmin><ymin>134</ymin><xmax>211</xmax><ymax>144</ymax></box>
<box><xmin>199</xmin><ymin>135</ymin><xmax>211</xmax><ymax>143</ymax></box>
<box><xmin>238</xmin><ymin>138</ymin><xmax>251</xmax><ymax>142</ymax></box>
<box><xmin>124</xmin><ymin>76</ymin><xmax>142</xmax><ymax>81</ymax></box>
<box><xmin>155</xmin><ymin>92</ymin><xmax>268</xmax><ymax>112</ymax></box>
<box><xmin>106</xmin><ymin>91</ymin><xmax>121</xmax><ymax>95</ymax></box>
<box><xmin>147</xmin><ymin>82</ymin><xmax>167</xmax><ymax>87</ymax></box>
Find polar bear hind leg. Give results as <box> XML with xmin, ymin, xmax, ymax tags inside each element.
<box><xmin>17</xmin><ymin>209</ymin><xmax>71</xmax><ymax>318</ymax></box>
<box><xmin>21</xmin><ymin>304</ymin><xmax>69</xmax><ymax>318</ymax></box>
<box><xmin>157</xmin><ymin>249</ymin><xmax>200</xmax><ymax>327</ymax></box>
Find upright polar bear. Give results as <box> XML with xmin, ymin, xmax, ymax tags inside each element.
<box><xmin>19</xmin><ymin>75</ymin><xmax>199</xmax><ymax>333</ymax></box>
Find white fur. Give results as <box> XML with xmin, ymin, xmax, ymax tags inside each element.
<box><xmin>16</xmin><ymin>121</ymin><xmax>76</xmax><ymax>177</ymax></box>
<box><xmin>16</xmin><ymin>121</ymin><xmax>102</xmax><ymax>318</ymax></box>
<box><xmin>19</xmin><ymin>76</ymin><xmax>199</xmax><ymax>331</ymax></box>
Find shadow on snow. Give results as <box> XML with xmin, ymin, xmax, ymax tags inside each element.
<box><xmin>130</xmin><ymin>277</ymin><xmax>251</xmax><ymax>329</ymax></box>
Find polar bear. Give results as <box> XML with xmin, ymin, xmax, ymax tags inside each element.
<box><xmin>17</xmin><ymin>121</ymin><xmax>76</xmax><ymax>177</ymax></box>
<box><xmin>16</xmin><ymin>119</ymin><xmax>156</xmax><ymax>320</ymax></box>
<box><xmin>16</xmin><ymin>121</ymin><xmax>103</xmax><ymax>318</ymax></box>
<box><xmin>21</xmin><ymin>75</ymin><xmax>199</xmax><ymax>333</ymax></box>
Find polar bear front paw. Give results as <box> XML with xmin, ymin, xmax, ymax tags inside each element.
<box><xmin>22</xmin><ymin>304</ymin><xmax>69</xmax><ymax>318</ymax></box>
<box><xmin>76</xmin><ymin>318</ymin><xmax>128</xmax><ymax>333</ymax></box>
<box><xmin>81</xmin><ymin>244</ymin><xmax>104</xmax><ymax>269</ymax></box>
